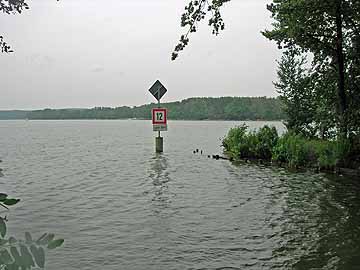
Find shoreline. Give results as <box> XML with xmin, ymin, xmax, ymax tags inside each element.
<box><xmin>0</xmin><ymin>119</ymin><xmax>285</xmax><ymax>122</ymax></box>
<box><xmin>225</xmin><ymin>151</ymin><xmax>360</xmax><ymax>178</ymax></box>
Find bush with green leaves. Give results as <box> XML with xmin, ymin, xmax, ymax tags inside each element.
<box><xmin>254</xmin><ymin>125</ymin><xmax>279</xmax><ymax>159</ymax></box>
<box><xmin>222</xmin><ymin>125</ymin><xmax>278</xmax><ymax>160</ymax></box>
<box><xmin>223</xmin><ymin>126</ymin><xmax>353</xmax><ymax>170</ymax></box>
<box><xmin>272</xmin><ymin>132</ymin><xmax>311</xmax><ymax>167</ymax></box>
<box><xmin>272</xmin><ymin>133</ymin><xmax>350</xmax><ymax>169</ymax></box>
<box><xmin>0</xmin><ymin>193</ymin><xmax>64</xmax><ymax>270</ymax></box>
<box><xmin>222</xmin><ymin>124</ymin><xmax>248</xmax><ymax>157</ymax></box>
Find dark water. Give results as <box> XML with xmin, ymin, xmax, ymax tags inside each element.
<box><xmin>0</xmin><ymin>120</ymin><xmax>359</xmax><ymax>270</ymax></box>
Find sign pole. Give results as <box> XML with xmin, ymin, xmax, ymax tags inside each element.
<box><xmin>156</xmin><ymin>90</ymin><xmax>163</xmax><ymax>153</ymax></box>
<box><xmin>149</xmin><ymin>80</ymin><xmax>168</xmax><ymax>153</ymax></box>
<box><xmin>158</xmin><ymin>92</ymin><xmax>161</xmax><ymax>139</ymax></box>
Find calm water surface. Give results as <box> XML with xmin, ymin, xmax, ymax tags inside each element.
<box><xmin>0</xmin><ymin>120</ymin><xmax>359</xmax><ymax>270</ymax></box>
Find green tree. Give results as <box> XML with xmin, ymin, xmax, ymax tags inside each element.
<box><xmin>262</xmin><ymin>0</ymin><xmax>360</xmax><ymax>136</ymax></box>
<box><xmin>175</xmin><ymin>0</ymin><xmax>360</xmax><ymax>138</ymax></box>
<box><xmin>274</xmin><ymin>48</ymin><xmax>318</xmax><ymax>137</ymax></box>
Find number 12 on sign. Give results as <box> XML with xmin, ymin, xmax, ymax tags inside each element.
<box><xmin>152</xmin><ymin>108</ymin><xmax>168</xmax><ymax>131</ymax></box>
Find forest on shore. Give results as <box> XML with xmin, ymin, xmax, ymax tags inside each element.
<box><xmin>220</xmin><ymin>0</ymin><xmax>360</xmax><ymax>172</ymax></box>
<box><xmin>0</xmin><ymin>97</ymin><xmax>285</xmax><ymax>121</ymax></box>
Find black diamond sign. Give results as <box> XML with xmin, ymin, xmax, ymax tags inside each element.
<box><xmin>149</xmin><ymin>80</ymin><xmax>167</xmax><ymax>101</ymax></box>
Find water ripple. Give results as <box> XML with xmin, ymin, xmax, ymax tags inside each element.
<box><xmin>1</xmin><ymin>120</ymin><xmax>360</xmax><ymax>270</ymax></box>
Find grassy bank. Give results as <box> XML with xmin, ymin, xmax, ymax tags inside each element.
<box><xmin>222</xmin><ymin>125</ymin><xmax>360</xmax><ymax>172</ymax></box>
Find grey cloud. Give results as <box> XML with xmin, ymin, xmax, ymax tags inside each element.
<box><xmin>0</xmin><ymin>0</ymin><xmax>279</xmax><ymax>110</ymax></box>
<box><xmin>91</xmin><ymin>66</ymin><xmax>105</xmax><ymax>73</ymax></box>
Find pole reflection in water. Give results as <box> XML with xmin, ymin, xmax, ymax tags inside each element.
<box><xmin>145</xmin><ymin>153</ymin><xmax>179</xmax><ymax>266</ymax></box>
<box><xmin>147</xmin><ymin>153</ymin><xmax>175</xmax><ymax>215</ymax></box>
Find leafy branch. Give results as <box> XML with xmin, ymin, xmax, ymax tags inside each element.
<box><xmin>172</xmin><ymin>0</ymin><xmax>230</xmax><ymax>60</ymax></box>
<box><xmin>0</xmin><ymin>0</ymin><xmax>58</xmax><ymax>54</ymax></box>
<box><xmin>0</xmin><ymin>193</ymin><xmax>64</xmax><ymax>270</ymax></box>
<box><xmin>0</xmin><ymin>0</ymin><xmax>30</xmax><ymax>54</ymax></box>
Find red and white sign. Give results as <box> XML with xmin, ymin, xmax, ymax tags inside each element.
<box><xmin>152</xmin><ymin>108</ymin><xmax>167</xmax><ymax>125</ymax></box>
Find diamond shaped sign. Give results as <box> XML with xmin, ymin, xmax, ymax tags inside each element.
<box><xmin>149</xmin><ymin>80</ymin><xmax>167</xmax><ymax>101</ymax></box>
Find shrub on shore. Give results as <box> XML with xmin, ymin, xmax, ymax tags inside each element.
<box><xmin>223</xmin><ymin>125</ymin><xmax>353</xmax><ymax>170</ymax></box>
<box><xmin>222</xmin><ymin>124</ymin><xmax>278</xmax><ymax>160</ymax></box>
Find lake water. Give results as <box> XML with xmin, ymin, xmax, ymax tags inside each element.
<box><xmin>0</xmin><ymin>120</ymin><xmax>360</xmax><ymax>270</ymax></box>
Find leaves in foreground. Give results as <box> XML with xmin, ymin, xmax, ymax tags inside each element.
<box><xmin>0</xmin><ymin>194</ymin><xmax>64</xmax><ymax>269</ymax></box>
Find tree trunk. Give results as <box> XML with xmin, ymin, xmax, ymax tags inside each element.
<box><xmin>335</xmin><ymin>0</ymin><xmax>348</xmax><ymax>136</ymax></box>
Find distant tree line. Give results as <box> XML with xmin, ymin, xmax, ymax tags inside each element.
<box><xmin>0</xmin><ymin>97</ymin><xmax>285</xmax><ymax>121</ymax></box>
<box><xmin>0</xmin><ymin>110</ymin><xmax>29</xmax><ymax>120</ymax></box>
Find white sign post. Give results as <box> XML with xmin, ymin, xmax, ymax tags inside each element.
<box><xmin>148</xmin><ymin>80</ymin><xmax>168</xmax><ymax>153</ymax></box>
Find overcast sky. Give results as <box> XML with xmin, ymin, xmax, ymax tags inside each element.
<box><xmin>0</xmin><ymin>0</ymin><xmax>280</xmax><ymax>110</ymax></box>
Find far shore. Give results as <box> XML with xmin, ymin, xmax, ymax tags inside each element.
<box><xmin>0</xmin><ymin>118</ymin><xmax>285</xmax><ymax>122</ymax></box>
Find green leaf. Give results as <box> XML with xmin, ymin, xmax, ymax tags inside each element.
<box><xmin>30</xmin><ymin>245</ymin><xmax>45</xmax><ymax>268</ymax></box>
<box><xmin>24</xmin><ymin>232</ymin><xmax>32</xmax><ymax>244</ymax></box>
<box><xmin>47</xmin><ymin>239</ymin><xmax>64</xmax><ymax>250</ymax></box>
<box><xmin>5</xmin><ymin>264</ymin><xmax>19</xmax><ymax>270</ymax></box>
<box><xmin>10</xmin><ymin>247</ymin><xmax>24</xmax><ymax>266</ymax></box>
<box><xmin>0</xmin><ymin>217</ymin><xmax>6</xmax><ymax>238</ymax></box>
<box><xmin>0</xmin><ymin>193</ymin><xmax>8</xmax><ymax>202</ymax></box>
<box><xmin>20</xmin><ymin>244</ymin><xmax>35</xmax><ymax>268</ymax></box>
<box><xmin>3</xmin><ymin>199</ymin><xmax>20</xmax><ymax>206</ymax></box>
<box><xmin>0</xmin><ymin>250</ymin><xmax>14</xmax><ymax>264</ymax></box>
